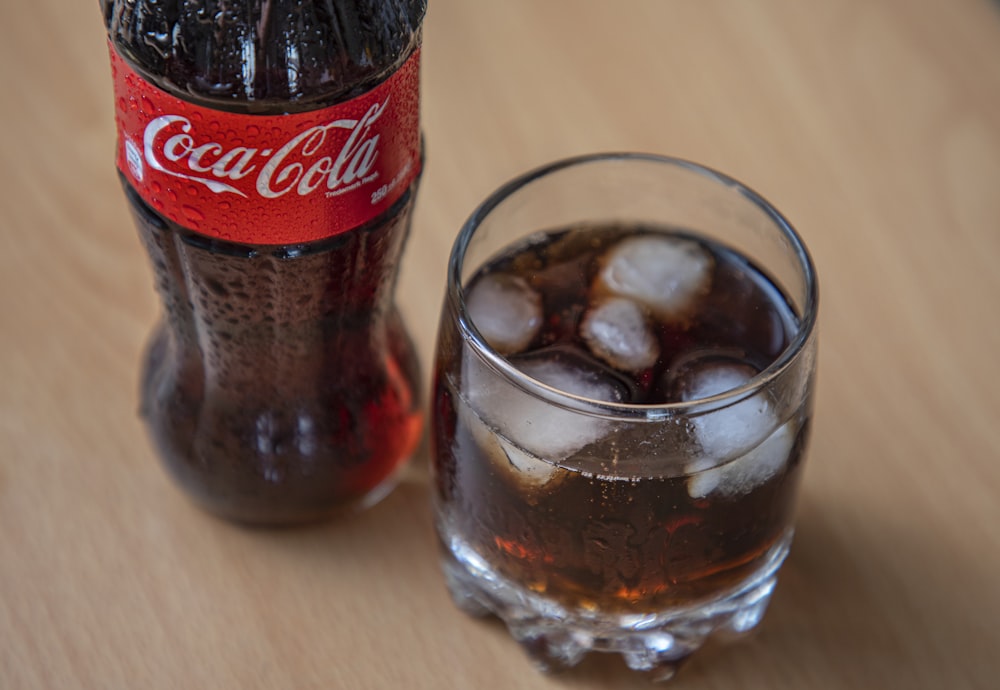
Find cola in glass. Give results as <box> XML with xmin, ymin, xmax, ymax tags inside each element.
<box><xmin>434</xmin><ymin>224</ymin><xmax>810</xmax><ymax>611</ymax></box>
<box><xmin>103</xmin><ymin>0</ymin><xmax>427</xmax><ymax>524</ymax></box>
<box><xmin>430</xmin><ymin>154</ymin><xmax>818</xmax><ymax>676</ymax></box>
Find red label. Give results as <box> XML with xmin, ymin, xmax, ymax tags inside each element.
<box><xmin>110</xmin><ymin>44</ymin><xmax>421</xmax><ymax>245</ymax></box>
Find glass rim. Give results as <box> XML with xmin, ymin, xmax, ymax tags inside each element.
<box><xmin>447</xmin><ymin>151</ymin><xmax>819</xmax><ymax>421</ymax></box>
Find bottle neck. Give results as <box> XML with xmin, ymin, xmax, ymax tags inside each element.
<box><xmin>106</xmin><ymin>0</ymin><xmax>426</xmax><ymax>113</ymax></box>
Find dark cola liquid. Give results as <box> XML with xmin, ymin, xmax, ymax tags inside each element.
<box><xmin>130</xmin><ymin>189</ymin><xmax>422</xmax><ymax>524</ymax></box>
<box><xmin>433</xmin><ymin>225</ymin><xmax>811</xmax><ymax>610</ymax></box>
<box><xmin>106</xmin><ymin>1</ymin><xmax>426</xmax><ymax>523</ymax></box>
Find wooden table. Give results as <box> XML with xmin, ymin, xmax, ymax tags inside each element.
<box><xmin>2</xmin><ymin>0</ymin><xmax>998</xmax><ymax>687</ymax></box>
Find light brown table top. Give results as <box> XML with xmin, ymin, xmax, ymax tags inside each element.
<box><xmin>2</xmin><ymin>0</ymin><xmax>998</xmax><ymax>688</ymax></box>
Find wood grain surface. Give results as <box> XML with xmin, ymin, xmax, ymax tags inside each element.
<box><xmin>2</xmin><ymin>0</ymin><xmax>998</xmax><ymax>688</ymax></box>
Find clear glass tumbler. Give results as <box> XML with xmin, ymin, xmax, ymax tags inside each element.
<box><xmin>430</xmin><ymin>153</ymin><xmax>818</xmax><ymax>680</ymax></box>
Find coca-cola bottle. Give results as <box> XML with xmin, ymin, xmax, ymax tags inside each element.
<box><xmin>102</xmin><ymin>0</ymin><xmax>427</xmax><ymax>524</ymax></box>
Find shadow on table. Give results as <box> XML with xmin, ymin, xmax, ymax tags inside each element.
<box><xmin>547</xmin><ymin>493</ymin><xmax>988</xmax><ymax>689</ymax></box>
<box><xmin>236</xmin><ymin>465</ymin><xmax>439</xmax><ymax>560</ymax></box>
<box><xmin>209</xmin><ymin>460</ymin><xmax>988</xmax><ymax>689</ymax></box>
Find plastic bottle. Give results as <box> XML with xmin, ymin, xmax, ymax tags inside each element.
<box><xmin>103</xmin><ymin>0</ymin><xmax>427</xmax><ymax>524</ymax></box>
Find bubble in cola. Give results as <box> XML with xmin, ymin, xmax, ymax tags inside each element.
<box><xmin>104</xmin><ymin>0</ymin><xmax>427</xmax><ymax>524</ymax></box>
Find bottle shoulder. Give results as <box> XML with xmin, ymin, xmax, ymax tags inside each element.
<box><xmin>105</xmin><ymin>0</ymin><xmax>426</xmax><ymax>113</ymax></box>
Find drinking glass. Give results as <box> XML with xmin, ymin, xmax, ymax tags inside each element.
<box><xmin>430</xmin><ymin>153</ymin><xmax>818</xmax><ymax>680</ymax></box>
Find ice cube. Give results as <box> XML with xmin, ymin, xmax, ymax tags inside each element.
<box><xmin>670</xmin><ymin>356</ymin><xmax>794</xmax><ymax>498</ymax></box>
<box><xmin>580</xmin><ymin>297</ymin><xmax>660</xmax><ymax>373</ymax></box>
<box><xmin>465</xmin><ymin>272</ymin><xmax>543</xmax><ymax>355</ymax></box>
<box><xmin>670</xmin><ymin>357</ymin><xmax>759</xmax><ymax>403</ymax></box>
<box><xmin>458</xmin><ymin>400</ymin><xmax>564</xmax><ymax>488</ymax></box>
<box><xmin>686</xmin><ymin>421</ymin><xmax>796</xmax><ymax>499</ymax></box>
<box><xmin>514</xmin><ymin>349</ymin><xmax>631</xmax><ymax>406</ymax></box>
<box><xmin>677</xmin><ymin>358</ymin><xmax>773</xmax><ymax>460</ymax></box>
<box><xmin>496</xmin><ymin>437</ymin><xmax>561</xmax><ymax>486</ymax></box>
<box><xmin>594</xmin><ymin>234</ymin><xmax>714</xmax><ymax>321</ymax></box>
<box><xmin>461</xmin><ymin>346</ymin><xmax>627</xmax><ymax>472</ymax></box>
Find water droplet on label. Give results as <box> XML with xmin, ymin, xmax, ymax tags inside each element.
<box><xmin>186</xmin><ymin>184</ymin><xmax>200</xmax><ymax>197</ymax></box>
<box><xmin>182</xmin><ymin>205</ymin><xmax>205</xmax><ymax>223</ymax></box>
<box><xmin>151</xmin><ymin>181</ymin><xmax>162</xmax><ymax>194</ymax></box>
<box><xmin>262</xmin><ymin>149</ymin><xmax>273</xmax><ymax>156</ymax></box>
<box><xmin>246</xmin><ymin>125</ymin><xmax>260</xmax><ymax>137</ymax></box>
<box><xmin>140</xmin><ymin>96</ymin><xmax>155</xmax><ymax>114</ymax></box>
<box><xmin>218</xmin><ymin>201</ymin><xmax>232</xmax><ymax>210</ymax></box>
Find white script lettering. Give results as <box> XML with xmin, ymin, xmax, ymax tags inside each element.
<box><xmin>140</xmin><ymin>99</ymin><xmax>389</xmax><ymax>201</ymax></box>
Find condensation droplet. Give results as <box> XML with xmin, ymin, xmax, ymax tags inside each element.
<box><xmin>182</xmin><ymin>205</ymin><xmax>205</xmax><ymax>223</ymax></box>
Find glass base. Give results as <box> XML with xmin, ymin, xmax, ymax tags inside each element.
<box><xmin>440</xmin><ymin>528</ymin><xmax>792</xmax><ymax>682</ymax></box>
